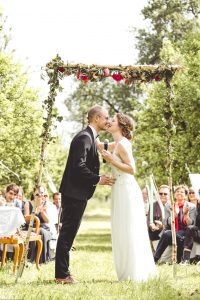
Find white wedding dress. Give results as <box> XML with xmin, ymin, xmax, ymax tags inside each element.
<box><xmin>111</xmin><ymin>137</ymin><xmax>157</xmax><ymax>282</ymax></box>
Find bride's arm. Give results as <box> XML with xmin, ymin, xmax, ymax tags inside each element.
<box><xmin>96</xmin><ymin>137</ymin><xmax>116</xmax><ymax>153</ymax></box>
<box><xmin>102</xmin><ymin>143</ymin><xmax>135</xmax><ymax>175</ymax></box>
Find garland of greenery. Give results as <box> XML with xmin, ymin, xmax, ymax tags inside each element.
<box><xmin>46</xmin><ymin>54</ymin><xmax>180</xmax><ymax>84</ymax></box>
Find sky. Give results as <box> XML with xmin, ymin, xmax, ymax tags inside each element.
<box><xmin>1</xmin><ymin>0</ymin><xmax>147</xmax><ymax>141</ymax></box>
<box><xmin>1</xmin><ymin>0</ymin><xmax>147</xmax><ymax>80</ymax></box>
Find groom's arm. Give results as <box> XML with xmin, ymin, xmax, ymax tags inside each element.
<box><xmin>71</xmin><ymin>134</ymin><xmax>100</xmax><ymax>185</ymax></box>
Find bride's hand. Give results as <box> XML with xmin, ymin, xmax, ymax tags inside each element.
<box><xmin>101</xmin><ymin>149</ymin><xmax>113</xmax><ymax>163</ymax></box>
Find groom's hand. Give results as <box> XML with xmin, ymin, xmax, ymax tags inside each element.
<box><xmin>99</xmin><ymin>175</ymin><xmax>116</xmax><ymax>186</ymax></box>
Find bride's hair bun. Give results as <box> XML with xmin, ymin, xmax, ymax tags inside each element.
<box><xmin>116</xmin><ymin>113</ymin><xmax>134</xmax><ymax>140</ymax></box>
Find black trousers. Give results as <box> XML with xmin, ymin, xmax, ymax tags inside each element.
<box><xmin>148</xmin><ymin>228</ymin><xmax>162</xmax><ymax>241</ymax></box>
<box><xmin>154</xmin><ymin>229</ymin><xmax>185</xmax><ymax>263</ymax></box>
<box><xmin>184</xmin><ymin>225</ymin><xmax>200</xmax><ymax>250</ymax></box>
<box><xmin>55</xmin><ymin>196</ymin><xmax>87</xmax><ymax>278</ymax></box>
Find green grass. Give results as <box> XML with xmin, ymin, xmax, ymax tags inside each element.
<box><xmin>0</xmin><ymin>200</ymin><xmax>200</xmax><ymax>300</ymax></box>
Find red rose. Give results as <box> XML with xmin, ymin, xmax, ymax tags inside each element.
<box><xmin>58</xmin><ymin>67</ymin><xmax>65</xmax><ymax>73</ymax></box>
<box><xmin>103</xmin><ymin>68</ymin><xmax>110</xmax><ymax>77</ymax></box>
<box><xmin>155</xmin><ymin>74</ymin><xmax>161</xmax><ymax>81</ymax></box>
<box><xmin>79</xmin><ymin>73</ymin><xmax>88</xmax><ymax>81</ymax></box>
<box><xmin>112</xmin><ymin>73</ymin><xmax>123</xmax><ymax>81</ymax></box>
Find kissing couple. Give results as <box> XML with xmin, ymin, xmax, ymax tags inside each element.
<box><xmin>55</xmin><ymin>105</ymin><xmax>157</xmax><ymax>284</ymax></box>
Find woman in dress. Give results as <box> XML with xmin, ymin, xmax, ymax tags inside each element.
<box><xmin>24</xmin><ymin>185</ymin><xmax>52</xmax><ymax>263</ymax></box>
<box><xmin>98</xmin><ymin>113</ymin><xmax>157</xmax><ymax>282</ymax></box>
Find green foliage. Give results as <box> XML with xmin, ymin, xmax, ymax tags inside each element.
<box><xmin>134</xmin><ymin>0</ymin><xmax>200</xmax><ymax>64</ymax></box>
<box><xmin>0</xmin><ymin>52</ymin><xmax>43</xmax><ymax>193</ymax></box>
<box><xmin>134</xmin><ymin>30</ymin><xmax>200</xmax><ymax>186</ymax></box>
<box><xmin>42</xmin><ymin>137</ymin><xmax>68</xmax><ymax>195</ymax></box>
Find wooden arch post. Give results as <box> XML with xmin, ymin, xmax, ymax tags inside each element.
<box><xmin>16</xmin><ymin>61</ymin><xmax>61</xmax><ymax>282</ymax></box>
<box><xmin>165</xmin><ymin>75</ymin><xmax>177</xmax><ymax>277</ymax></box>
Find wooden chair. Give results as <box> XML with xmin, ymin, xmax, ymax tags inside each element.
<box><xmin>0</xmin><ymin>234</ymin><xmax>24</xmax><ymax>273</ymax></box>
<box><xmin>0</xmin><ymin>215</ymin><xmax>43</xmax><ymax>272</ymax></box>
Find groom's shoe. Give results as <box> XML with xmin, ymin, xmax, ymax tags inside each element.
<box><xmin>55</xmin><ymin>275</ymin><xmax>77</xmax><ymax>284</ymax></box>
<box><xmin>154</xmin><ymin>256</ymin><xmax>159</xmax><ymax>264</ymax></box>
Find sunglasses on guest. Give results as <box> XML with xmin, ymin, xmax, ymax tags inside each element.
<box><xmin>189</xmin><ymin>192</ymin><xmax>195</xmax><ymax>195</ymax></box>
<box><xmin>159</xmin><ymin>192</ymin><xmax>168</xmax><ymax>196</ymax></box>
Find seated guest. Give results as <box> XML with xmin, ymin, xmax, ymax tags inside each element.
<box><xmin>52</xmin><ymin>192</ymin><xmax>62</xmax><ymax>232</ymax></box>
<box><xmin>148</xmin><ymin>185</ymin><xmax>170</xmax><ymax>241</ymax></box>
<box><xmin>0</xmin><ymin>190</ymin><xmax>6</xmax><ymax>206</ymax></box>
<box><xmin>188</xmin><ymin>187</ymin><xmax>199</xmax><ymax>206</ymax></box>
<box><xmin>24</xmin><ymin>185</ymin><xmax>52</xmax><ymax>264</ymax></box>
<box><xmin>44</xmin><ymin>192</ymin><xmax>58</xmax><ymax>236</ymax></box>
<box><xmin>142</xmin><ymin>187</ymin><xmax>149</xmax><ymax>217</ymax></box>
<box><xmin>182</xmin><ymin>188</ymin><xmax>200</xmax><ymax>263</ymax></box>
<box><xmin>53</xmin><ymin>192</ymin><xmax>61</xmax><ymax>215</ymax></box>
<box><xmin>4</xmin><ymin>183</ymin><xmax>21</xmax><ymax>209</ymax></box>
<box><xmin>154</xmin><ymin>185</ymin><xmax>196</xmax><ymax>263</ymax></box>
<box><xmin>15</xmin><ymin>186</ymin><xmax>26</xmax><ymax>214</ymax></box>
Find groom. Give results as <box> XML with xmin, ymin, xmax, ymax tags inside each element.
<box><xmin>55</xmin><ymin>105</ymin><xmax>115</xmax><ymax>284</ymax></box>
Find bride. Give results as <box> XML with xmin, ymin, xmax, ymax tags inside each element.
<box><xmin>97</xmin><ymin>113</ymin><xmax>157</xmax><ymax>282</ymax></box>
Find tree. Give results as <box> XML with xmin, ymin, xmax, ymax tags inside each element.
<box><xmin>134</xmin><ymin>31</ymin><xmax>200</xmax><ymax>186</ymax></box>
<box><xmin>0</xmin><ymin>52</ymin><xmax>43</xmax><ymax>193</ymax></box>
<box><xmin>43</xmin><ymin>137</ymin><xmax>68</xmax><ymax>195</ymax></box>
<box><xmin>134</xmin><ymin>0</ymin><xmax>200</xmax><ymax>64</ymax></box>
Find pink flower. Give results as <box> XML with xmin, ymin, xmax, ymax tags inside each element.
<box><xmin>103</xmin><ymin>68</ymin><xmax>110</xmax><ymax>77</ymax></box>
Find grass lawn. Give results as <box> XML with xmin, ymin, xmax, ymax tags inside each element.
<box><xmin>0</xmin><ymin>200</ymin><xmax>200</xmax><ymax>300</ymax></box>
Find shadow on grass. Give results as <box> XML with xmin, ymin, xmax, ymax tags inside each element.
<box><xmin>76</xmin><ymin>232</ymin><xmax>112</xmax><ymax>252</ymax></box>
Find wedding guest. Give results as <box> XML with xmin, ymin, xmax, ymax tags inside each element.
<box><xmin>154</xmin><ymin>185</ymin><xmax>196</xmax><ymax>263</ymax></box>
<box><xmin>44</xmin><ymin>192</ymin><xmax>58</xmax><ymax>236</ymax></box>
<box><xmin>24</xmin><ymin>185</ymin><xmax>52</xmax><ymax>264</ymax></box>
<box><xmin>4</xmin><ymin>183</ymin><xmax>21</xmax><ymax>209</ymax></box>
<box><xmin>15</xmin><ymin>186</ymin><xmax>26</xmax><ymax>214</ymax></box>
<box><xmin>53</xmin><ymin>192</ymin><xmax>61</xmax><ymax>215</ymax></box>
<box><xmin>148</xmin><ymin>185</ymin><xmax>170</xmax><ymax>241</ymax></box>
<box><xmin>142</xmin><ymin>187</ymin><xmax>149</xmax><ymax>217</ymax></box>
<box><xmin>182</xmin><ymin>188</ymin><xmax>200</xmax><ymax>263</ymax></box>
<box><xmin>0</xmin><ymin>190</ymin><xmax>6</xmax><ymax>206</ymax></box>
<box><xmin>53</xmin><ymin>192</ymin><xmax>62</xmax><ymax>233</ymax></box>
<box><xmin>188</xmin><ymin>187</ymin><xmax>199</xmax><ymax>206</ymax></box>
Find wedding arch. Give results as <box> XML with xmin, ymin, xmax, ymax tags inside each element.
<box><xmin>16</xmin><ymin>55</ymin><xmax>181</xmax><ymax>280</ymax></box>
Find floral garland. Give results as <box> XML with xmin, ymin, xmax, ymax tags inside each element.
<box><xmin>46</xmin><ymin>54</ymin><xmax>181</xmax><ymax>84</ymax></box>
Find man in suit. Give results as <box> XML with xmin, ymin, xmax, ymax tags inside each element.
<box><xmin>55</xmin><ymin>105</ymin><xmax>115</xmax><ymax>284</ymax></box>
<box><xmin>148</xmin><ymin>185</ymin><xmax>170</xmax><ymax>242</ymax></box>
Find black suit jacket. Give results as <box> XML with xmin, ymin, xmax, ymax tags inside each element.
<box><xmin>59</xmin><ymin>126</ymin><xmax>100</xmax><ymax>202</ymax></box>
